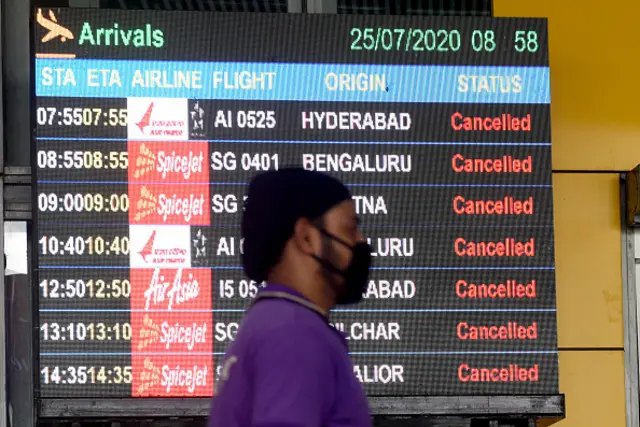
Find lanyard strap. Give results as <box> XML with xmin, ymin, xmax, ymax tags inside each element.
<box><xmin>247</xmin><ymin>291</ymin><xmax>328</xmax><ymax>319</ymax></box>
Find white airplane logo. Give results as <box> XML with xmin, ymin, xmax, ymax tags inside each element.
<box><xmin>36</xmin><ymin>9</ymin><xmax>74</xmax><ymax>43</ymax></box>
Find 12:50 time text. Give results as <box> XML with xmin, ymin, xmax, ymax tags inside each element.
<box><xmin>40</xmin><ymin>278</ymin><xmax>131</xmax><ymax>299</ymax></box>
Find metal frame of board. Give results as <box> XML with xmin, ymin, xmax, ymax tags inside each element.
<box><xmin>622</xmin><ymin>173</ymin><xmax>640</xmax><ymax>427</ymax></box>
<box><xmin>4</xmin><ymin>1</ymin><xmax>566</xmax><ymax>426</ymax></box>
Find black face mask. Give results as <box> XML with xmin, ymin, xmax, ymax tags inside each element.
<box><xmin>311</xmin><ymin>228</ymin><xmax>372</xmax><ymax>305</ymax></box>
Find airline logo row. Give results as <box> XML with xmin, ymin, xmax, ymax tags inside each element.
<box><xmin>126</xmin><ymin>140</ymin><xmax>534</xmax><ymax>183</ymax></box>
<box><xmin>125</xmin><ymin>98</ymin><xmax>538</xmax><ymax>140</ymax></box>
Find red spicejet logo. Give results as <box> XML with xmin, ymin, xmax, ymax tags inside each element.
<box><xmin>131</xmin><ymin>355</ymin><xmax>214</xmax><ymax>397</ymax></box>
<box><xmin>129</xmin><ymin>183</ymin><xmax>210</xmax><ymax>225</ymax></box>
<box><xmin>128</xmin><ymin>141</ymin><xmax>209</xmax><ymax>183</ymax></box>
<box><xmin>131</xmin><ymin>311</ymin><xmax>213</xmax><ymax>353</ymax></box>
<box><xmin>130</xmin><ymin>268</ymin><xmax>211</xmax><ymax>311</ymax></box>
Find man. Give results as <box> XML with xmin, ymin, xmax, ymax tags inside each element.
<box><xmin>209</xmin><ymin>167</ymin><xmax>373</xmax><ymax>427</ymax></box>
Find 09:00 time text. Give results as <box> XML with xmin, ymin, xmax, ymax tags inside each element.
<box><xmin>38</xmin><ymin>192</ymin><xmax>130</xmax><ymax>213</ymax></box>
<box><xmin>41</xmin><ymin>366</ymin><xmax>132</xmax><ymax>385</ymax></box>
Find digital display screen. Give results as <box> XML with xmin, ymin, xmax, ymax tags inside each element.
<box><xmin>33</xmin><ymin>8</ymin><xmax>558</xmax><ymax>399</ymax></box>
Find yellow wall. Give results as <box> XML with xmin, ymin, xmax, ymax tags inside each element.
<box><xmin>493</xmin><ymin>0</ymin><xmax>634</xmax><ymax>426</ymax></box>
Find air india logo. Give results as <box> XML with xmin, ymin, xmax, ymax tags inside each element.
<box><xmin>36</xmin><ymin>9</ymin><xmax>74</xmax><ymax>43</ymax></box>
<box><xmin>127</xmin><ymin>98</ymin><xmax>189</xmax><ymax>141</ymax></box>
<box><xmin>137</xmin><ymin>102</ymin><xmax>154</xmax><ymax>133</ymax></box>
<box><xmin>129</xmin><ymin>225</ymin><xmax>191</xmax><ymax>268</ymax></box>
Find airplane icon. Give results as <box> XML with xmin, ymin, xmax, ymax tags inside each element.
<box><xmin>136</xmin><ymin>102</ymin><xmax>155</xmax><ymax>133</ymax></box>
<box><xmin>138</xmin><ymin>230</ymin><xmax>156</xmax><ymax>263</ymax></box>
<box><xmin>36</xmin><ymin>9</ymin><xmax>74</xmax><ymax>43</ymax></box>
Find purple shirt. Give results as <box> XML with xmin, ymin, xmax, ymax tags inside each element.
<box><xmin>209</xmin><ymin>284</ymin><xmax>372</xmax><ymax>427</ymax></box>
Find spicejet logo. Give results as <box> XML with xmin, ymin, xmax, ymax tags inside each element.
<box><xmin>127</xmin><ymin>98</ymin><xmax>189</xmax><ymax>141</ymax></box>
<box><xmin>134</xmin><ymin>313</ymin><xmax>211</xmax><ymax>352</ymax></box>
<box><xmin>135</xmin><ymin>357</ymin><xmax>162</xmax><ymax>396</ymax></box>
<box><xmin>132</xmin><ymin>356</ymin><xmax>213</xmax><ymax>397</ymax></box>
<box><xmin>36</xmin><ymin>9</ymin><xmax>74</xmax><ymax>43</ymax></box>
<box><xmin>128</xmin><ymin>141</ymin><xmax>209</xmax><ymax>182</ymax></box>
<box><xmin>130</xmin><ymin>184</ymin><xmax>210</xmax><ymax>226</ymax></box>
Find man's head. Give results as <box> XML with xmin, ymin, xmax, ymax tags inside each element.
<box><xmin>241</xmin><ymin>167</ymin><xmax>371</xmax><ymax>308</ymax></box>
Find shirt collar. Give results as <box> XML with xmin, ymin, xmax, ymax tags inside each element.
<box><xmin>253</xmin><ymin>283</ymin><xmax>329</xmax><ymax>318</ymax></box>
<box><xmin>254</xmin><ymin>283</ymin><xmax>349</xmax><ymax>343</ymax></box>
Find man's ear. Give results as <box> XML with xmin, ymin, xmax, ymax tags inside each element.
<box><xmin>292</xmin><ymin>218</ymin><xmax>318</xmax><ymax>255</ymax></box>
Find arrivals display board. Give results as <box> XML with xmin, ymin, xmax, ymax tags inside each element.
<box><xmin>33</xmin><ymin>8</ymin><xmax>559</xmax><ymax>399</ymax></box>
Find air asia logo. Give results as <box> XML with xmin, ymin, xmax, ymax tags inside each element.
<box><xmin>133</xmin><ymin>313</ymin><xmax>211</xmax><ymax>352</ymax></box>
<box><xmin>77</xmin><ymin>22</ymin><xmax>164</xmax><ymax>48</ymax></box>
<box><xmin>128</xmin><ymin>141</ymin><xmax>209</xmax><ymax>182</ymax></box>
<box><xmin>132</xmin><ymin>355</ymin><xmax>213</xmax><ymax>397</ymax></box>
<box><xmin>130</xmin><ymin>184</ymin><xmax>210</xmax><ymax>225</ymax></box>
<box><xmin>129</xmin><ymin>225</ymin><xmax>191</xmax><ymax>268</ymax></box>
<box><xmin>36</xmin><ymin>9</ymin><xmax>74</xmax><ymax>43</ymax></box>
<box><xmin>130</xmin><ymin>268</ymin><xmax>211</xmax><ymax>311</ymax></box>
<box><xmin>127</xmin><ymin>98</ymin><xmax>189</xmax><ymax>141</ymax></box>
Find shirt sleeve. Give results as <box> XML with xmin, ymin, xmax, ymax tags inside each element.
<box><xmin>249</xmin><ymin>324</ymin><xmax>334</xmax><ymax>427</ymax></box>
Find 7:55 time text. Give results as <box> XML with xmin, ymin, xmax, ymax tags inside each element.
<box><xmin>36</xmin><ymin>107</ymin><xmax>128</xmax><ymax>127</ymax></box>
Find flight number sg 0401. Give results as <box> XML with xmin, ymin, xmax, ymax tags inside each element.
<box><xmin>211</xmin><ymin>152</ymin><xmax>279</xmax><ymax>171</ymax></box>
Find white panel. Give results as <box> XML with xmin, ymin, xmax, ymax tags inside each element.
<box><xmin>634</xmin><ymin>229</ymin><xmax>640</xmax><ymax>258</ymax></box>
